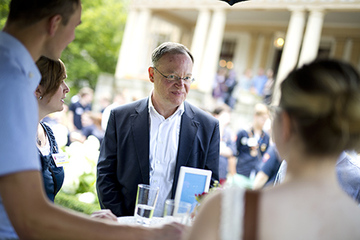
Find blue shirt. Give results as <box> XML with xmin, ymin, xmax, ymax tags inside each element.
<box><xmin>69</xmin><ymin>101</ymin><xmax>92</xmax><ymax>130</ymax></box>
<box><xmin>336</xmin><ymin>152</ymin><xmax>360</xmax><ymax>204</ymax></box>
<box><xmin>235</xmin><ymin>129</ymin><xmax>270</xmax><ymax>178</ymax></box>
<box><xmin>274</xmin><ymin>152</ymin><xmax>360</xmax><ymax>204</ymax></box>
<box><xmin>258</xmin><ymin>144</ymin><xmax>281</xmax><ymax>185</ymax></box>
<box><xmin>0</xmin><ymin>31</ymin><xmax>41</xmax><ymax>239</ymax></box>
<box><xmin>219</xmin><ymin>127</ymin><xmax>236</xmax><ymax>180</ymax></box>
<box><xmin>251</xmin><ymin>74</ymin><xmax>268</xmax><ymax>96</ymax></box>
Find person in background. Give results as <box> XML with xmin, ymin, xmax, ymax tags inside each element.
<box><xmin>235</xmin><ymin>103</ymin><xmax>270</xmax><ymax>180</ymax></box>
<box><xmin>81</xmin><ymin>111</ymin><xmax>105</xmax><ymax>143</ymax></box>
<box><xmin>97</xmin><ymin>42</ymin><xmax>220</xmax><ymax>218</ymax></box>
<box><xmin>35</xmin><ymin>56</ymin><xmax>69</xmax><ymax>202</ymax></box>
<box><xmin>182</xmin><ymin>59</ymin><xmax>360</xmax><ymax>240</ymax></box>
<box><xmin>250</xmin><ymin>68</ymin><xmax>268</xmax><ymax>97</ymax></box>
<box><xmin>43</xmin><ymin>104</ymin><xmax>72</xmax><ymax>147</ymax></box>
<box><xmin>68</xmin><ymin>86</ymin><xmax>93</xmax><ymax>131</ymax></box>
<box><xmin>212</xmin><ymin>68</ymin><xmax>228</xmax><ymax>104</ymax></box>
<box><xmin>223</xmin><ymin>70</ymin><xmax>238</xmax><ymax>109</ymax></box>
<box><xmin>274</xmin><ymin>151</ymin><xmax>360</xmax><ymax>204</ymax></box>
<box><xmin>252</xmin><ymin>144</ymin><xmax>282</xmax><ymax>190</ymax></box>
<box><xmin>336</xmin><ymin>151</ymin><xmax>360</xmax><ymax>204</ymax></box>
<box><xmin>101</xmin><ymin>92</ymin><xmax>127</xmax><ymax>131</ymax></box>
<box><xmin>99</xmin><ymin>93</ymin><xmax>112</xmax><ymax>113</ymax></box>
<box><xmin>238</xmin><ymin>68</ymin><xmax>253</xmax><ymax>91</ymax></box>
<box><xmin>262</xmin><ymin>68</ymin><xmax>275</xmax><ymax>104</ymax></box>
<box><xmin>0</xmin><ymin>1</ymin><xmax>184</xmax><ymax>239</ymax></box>
<box><xmin>36</xmin><ymin>56</ymin><xmax>118</xmax><ymax>223</ymax></box>
<box><xmin>211</xmin><ymin>105</ymin><xmax>236</xmax><ymax>185</ymax></box>
<box><xmin>231</xmin><ymin>68</ymin><xmax>253</xmax><ymax>108</ymax></box>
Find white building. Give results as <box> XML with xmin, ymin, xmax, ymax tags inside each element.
<box><xmin>95</xmin><ymin>0</ymin><xmax>360</xmax><ymax>129</ymax></box>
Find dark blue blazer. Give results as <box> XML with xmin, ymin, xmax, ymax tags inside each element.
<box><xmin>96</xmin><ymin>98</ymin><xmax>220</xmax><ymax>216</ymax></box>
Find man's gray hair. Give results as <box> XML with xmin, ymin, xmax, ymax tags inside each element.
<box><xmin>151</xmin><ymin>42</ymin><xmax>194</xmax><ymax>67</ymax></box>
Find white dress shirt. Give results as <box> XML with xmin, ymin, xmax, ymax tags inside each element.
<box><xmin>148</xmin><ymin>95</ymin><xmax>184</xmax><ymax>217</ymax></box>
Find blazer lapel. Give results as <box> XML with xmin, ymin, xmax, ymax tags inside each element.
<box><xmin>131</xmin><ymin>99</ymin><xmax>150</xmax><ymax>184</ymax></box>
<box><xmin>172</xmin><ymin>102</ymin><xmax>199</xmax><ymax>197</ymax></box>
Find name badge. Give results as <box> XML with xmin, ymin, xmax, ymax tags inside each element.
<box><xmin>52</xmin><ymin>153</ymin><xmax>69</xmax><ymax>167</ymax></box>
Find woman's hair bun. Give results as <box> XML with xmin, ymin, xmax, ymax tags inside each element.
<box><xmin>280</xmin><ymin>59</ymin><xmax>360</xmax><ymax>154</ymax></box>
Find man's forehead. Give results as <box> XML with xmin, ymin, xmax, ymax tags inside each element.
<box><xmin>157</xmin><ymin>54</ymin><xmax>192</xmax><ymax>66</ymax></box>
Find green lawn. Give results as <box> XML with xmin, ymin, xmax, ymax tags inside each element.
<box><xmin>55</xmin><ymin>191</ymin><xmax>101</xmax><ymax>215</ymax></box>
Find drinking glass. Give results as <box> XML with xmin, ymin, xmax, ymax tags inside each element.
<box><xmin>134</xmin><ymin>184</ymin><xmax>159</xmax><ymax>226</ymax></box>
<box><xmin>163</xmin><ymin>199</ymin><xmax>192</xmax><ymax>225</ymax></box>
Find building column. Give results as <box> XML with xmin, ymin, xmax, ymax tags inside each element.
<box><xmin>260</xmin><ymin>34</ymin><xmax>273</xmax><ymax>70</ymax></box>
<box><xmin>350</xmin><ymin>40</ymin><xmax>360</xmax><ymax>68</ymax></box>
<box><xmin>343</xmin><ymin>38</ymin><xmax>353</xmax><ymax>62</ymax></box>
<box><xmin>191</xmin><ymin>9</ymin><xmax>211</xmax><ymax>81</ymax></box>
<box><xmin>115</xmin><ymin>9</ymin><xmax>138</xmax><ymax>79</ymax></box>
<box><xmin>298</xmin><ymin>8</ymin><xmax>325</xmax><ymax>67</ymax></box>
<box><xmin>357</xmin><ymin>50</ymin><xmax>360</xmax><ymax>72</ymax></box>
<box><xmin>233</xmin><ymin>33</ymin><xmax>251</xmax><ymax>80</ymax></box>
<box><xmin>273</xmin><ymin>7</ymin><xmax>306</xmax><ymax>105</ymax></box>
<box><xmin>246</xmin><ymin>32</ymin><xmax>259</xmax><ymax>70</ymax></box>
<box><xmin>253</xmin><ymin>34</ymin><xmax>264</xmax><ymax>71</ymax></box>
<box><xmin>333</xmin><ymin>37</ymin><xmax>346</xmax><ymax>60</ymax></box>
<box><xmin>198</xmin><ymin>9</ymin><xmax>226</xmax><ymax>94</ymax></box>
<box><xmin>266</xmin><ymin>34</ymin><xmax>277</xmax><ymax>71</ymax></box>
<box><xmin>128</xmin><ymin>9</ymin><xmax>152</xmax><ymax>76</ymax></box>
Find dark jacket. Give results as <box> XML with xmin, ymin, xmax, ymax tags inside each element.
<box><xmin>96</xmin><ymin>98</ymin><xmax>220</xmax><ymax>216</ymax></box>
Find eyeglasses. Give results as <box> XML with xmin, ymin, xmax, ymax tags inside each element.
<box><xmin>153</xmin><ymin>67</ymin><xmax>195</xmax><ymax>84</ymax></box>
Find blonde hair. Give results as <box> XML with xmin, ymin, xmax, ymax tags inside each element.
<box><xmin>254</xmin><ymin>103</ymin><xmax>269</xmax><ymax>115</ymax></box>
<box><xmin>280</xmin><ymin>59</ymin><xmax>360</xmax><ymax>155</ymax></box>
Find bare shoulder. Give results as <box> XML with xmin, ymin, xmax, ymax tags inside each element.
<box><xmin>182</xmin><ymin>191</ymin><xmax>222</xmax><ymax>240</ymax></box>
<box><xmin>259</xmin><ymin>186</ymin><xmax>360</xmax><ymax>240</ymax></box>
<box><xmin>194</xmin><ymin>190</ymin><xmax>222</xmax><ymax>226</ymax></box>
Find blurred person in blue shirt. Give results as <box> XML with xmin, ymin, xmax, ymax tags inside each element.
<box><xmin>253</xmin><ymin>144</ymin><xmax>282</xmax><ymax>190</ymax></box>
<box><xmin>250</xmin><ymin>68</ymin><xmax>268</xmax><ymax>96</ymax></box>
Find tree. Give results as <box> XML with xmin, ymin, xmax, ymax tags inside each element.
<box><xmin>0</xmin><ymin>0</ymin><xmax>10</xmax><ymax>27</ymax></box>
<box><xmin>0</xmin><ymin>0</ymin><xmax>128</xmax><ymax>98</ymax></box>
<box><xmin>62</xmin><ymin>0</ymin><xmax>128</xmax><ymax>97</ymax></box>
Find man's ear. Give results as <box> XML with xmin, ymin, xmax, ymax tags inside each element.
<box><xmin>148</xmin><ymin>67</ymin><xmax>155</xmax><ymax>83</ymax></box>
<box><xmin>48</xmin><ymin>14</ymin><xmax>62</xmax><ymax>37</ymax></box>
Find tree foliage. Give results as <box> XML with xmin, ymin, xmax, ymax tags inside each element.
<box><xmin>0</xmin><ymin>0</ymin><xmax>10</xmax><ymax>27</ymax></box>
<box><xmin>0</xmin><ymin>0</ymin><xmax>128</xmax><ymax>97</ymax></box>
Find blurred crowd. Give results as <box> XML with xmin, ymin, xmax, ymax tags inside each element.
<box><xmin>4</xmin><ymin>0</ymin><xmax>359</xmax><ymax>238</ymax></box>
<box><xmin>51</xmin><ymin>82</ymin><xmax>360</xmax><ymax>206</ymax></box>
<box><xmin>42</xmin><ymin>87</ymin><xmax>132</xmax><ymax>149</ymax></box>
<box><xmin>46</xmin><ymin>84</ymin><xmax>273</xmax><ymax>197</ymax></box>
<box><xmin>212</xmin><ymin>67</ymin><xmax>275</xmax><ymax>109</ymax></box>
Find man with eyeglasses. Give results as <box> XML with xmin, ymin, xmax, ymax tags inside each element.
<box><xmin>97</xmin><ymin>42</ymin><xmax>220</xmax><ymax>217</ymax></box>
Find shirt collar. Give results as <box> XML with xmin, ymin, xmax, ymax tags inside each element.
<box><xmin>148</xmin><ymin>90</ymin><xmax>185</xmax><ymax>118</ymax></box>
<box><xmin>0</xmin><ymin>31</ymin><xmax>41</xmax><ymax>88</ymax></box>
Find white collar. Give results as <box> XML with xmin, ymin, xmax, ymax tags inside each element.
<box><xmin>147</xmin><ymin>90</ymin><xmax>185</xmax><ymax>118</ymax></box>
